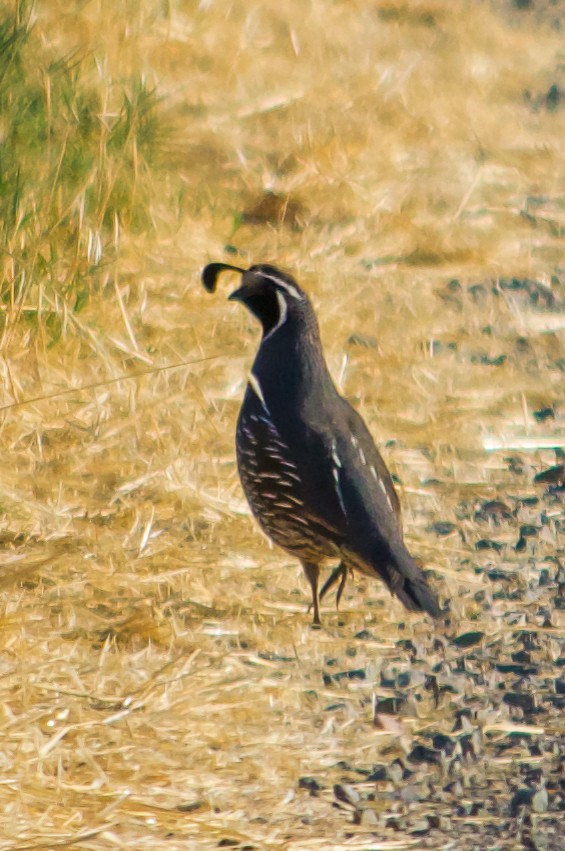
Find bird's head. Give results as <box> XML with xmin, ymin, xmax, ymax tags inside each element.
<box><xmin>202</xmin><ymin>262</ymin><xmax>311</xmax><ymax>339</ymax></box>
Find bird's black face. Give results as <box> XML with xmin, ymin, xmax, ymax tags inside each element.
<box><xmin>229</xmin><ymin>265</ymin><xmax>306</xmax><ymax>338</ymax></box>
<box><xmin>201</xmin><ymin>262</ymin><xmax>307</xmax><ymax>339</ymax></box>
<box><xmin>230</xmin><ymin>284</ymin><xmax>281</xmax><ymax>336</ymax></box>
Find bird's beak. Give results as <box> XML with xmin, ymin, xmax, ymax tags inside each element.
<box><xmin>227</xmin><ymin>285</ymin><xmax>250</xmax><ymax>303</ymax></box>
<box><xmin>228</xmin><ymin>267</ymin><xmax>264</xmax><ymax>303</ymax></box>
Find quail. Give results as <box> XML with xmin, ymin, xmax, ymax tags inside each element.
<box><xmin>202</xmin><ymin>262</ymin><xmax>442</xmax><ymax>625</ymax></box>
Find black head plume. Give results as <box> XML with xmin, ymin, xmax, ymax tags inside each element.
<box><xmin>201</xmin><ymin>262</ymin><xmax>245</xmax><ymax>293</ymax></box>
<box><xmin>202</xmin><ymin>261</ymin><xmax>312</xmax><ymax>338</ymax></box>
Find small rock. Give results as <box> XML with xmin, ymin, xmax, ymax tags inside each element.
<box><xmin>334</xmin><ymin>783</ymin><xmax>361</xmax><ymax>807</ymax></box>
<box><xmin>452</xmin><ymin>631</ymin><xmax>484</xmax><ymax>648</ymax></box>
<box><xmin>460</xmin><ymin>734</ymin><xmax>477</xmax><ymax>759</ymax></box>
<box><xmin>432</xmin><ymin>520</ymin><xmax>457</xmax><ymax>536</ymax></box>
<box><xmin>506</xmin><ymin>456</ymin><xmax>526</xmax><ymax>475</ymax></box>
<box><xmin>432</xmin><ymin>733</ymin><xmax>455</xmax><ymax>755</ymax></box>
<box><xmin>476</xmin><ymin>538</ymin><xmax>504</xmax><ymax>551</ymax></box>
<box><xmin>496</xmin><ymin>663</ymin><xmax>537</xmax><ymax>676</ymax></box>
<box><xmin>533</xmin><ymin>406</ymin><xmax>555</xmax><ymax>423</ymax></box>
<box><xmin>510</xmin><ymin>787</ymin><xmax>534</xmax><ymax>816</ymax></box>
<box><xmin>487</xmin><ymin>568</ymin><xmax>515</xmax><ymax>582</ymax></box>
<box><xmin>367</xmin><ymin>765</ymin><xmax>388</xmax><ymax>781</ymax></box>
<box><xmin>408</xmin><ymin>745</ymin><xmax>440</xmax><ymax>765</ymax></box>
<box><xmin>298</xmin><ymin>776</ymin><xmax>322</xmax><ymax>794</ymax></box>
<box><xmin>475</xmin><ymin>500</ymin><xmax>513</xmax><ymax>523</ymax></box>
<box><xmin>376</xmin><ymin>696</ymin><xmax>406</xmax><ymax>715</ymax></box>
<box><xmin>503</xmin><ymin>692</ymin><xmax>536</xmax><ymax>714</ymax></box>
<box><xmin>408</xmin><ymin>817</ymin><xmax>431</xmax><ymax>835</ymax></box>
<box><xmin>546</xmin><ymin>83</ymin><xmax>562</xmax><ymax>111</ymax></box>
<box><xmin>359</xmin><ymin>807</ymin><xmax>379</xmax><ymax>826</ymax></box>
<box><xmin>388</xmin><ymin>760</ymin><xmax>406</xmax><ymax>783</ymax></box>
<box><xmin>400</xmin><ymin>784</ymin><xmax>423</xmax><ymax>804</ymax></box>
<box><xmin>534</xmin><ymin>465</ymin><xmax>564</xmax><ymax>486</ymax></box>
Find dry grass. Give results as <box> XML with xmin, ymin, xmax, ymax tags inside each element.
<box><xmin>0</xmin><ymin>0</ymin><xmax>564</xmax><ymax>848</ymax></box>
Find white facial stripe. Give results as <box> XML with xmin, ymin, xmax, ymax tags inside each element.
<box><xmin>248</xmin><ymin>372</ymin><xmax>268</xmax><ymax>410</ymax></box>
<box><xmin>262</xmin><ymin>289</ymin><xmax>289</xmax><ymax>342</ymax></box>
<box><xmin>276</xmin><ymin>288</ymin><xmax>288</xmax><ymax>321</ymax></box>
<box><xmin>261</xmin><ymin>273</ymin><xmax>303</xmax><ymax>300</ymax></box>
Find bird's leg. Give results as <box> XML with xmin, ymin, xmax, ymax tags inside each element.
<box><xmin>319</xmin><ymin>561</ymin><xmax>350</xmax><ymax>610</ymax></box>
<box><xmin>319</xmin><ymin>562</ymin><xmax>345</xmax><ymax>603</ymax></box>
<box><xmin>335</xmin><ymin>562</ymin><xmax>350</xmax><ymax>609</ymax></box>
<box><xmin>301</xmin><ymin>561</ymin><xmax>321</xmax><ymax>627</ymax></box>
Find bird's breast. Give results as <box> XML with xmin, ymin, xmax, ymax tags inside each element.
<box><xmin>235</xmin><ymin>392</ymin><xmax>339</xmax><ymax>560</ymax></box>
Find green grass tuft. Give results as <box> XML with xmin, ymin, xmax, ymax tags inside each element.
<box><xmin>0</xmin><ymin>2</ymin><xmax>168</xmax><ymax>341</ymax></box>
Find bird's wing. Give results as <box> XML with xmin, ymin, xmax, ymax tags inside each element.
<box><xmin>329</xmin><ymin>399</ymin><xmax>441</xmax><ymax>618</ymax></box>
<box><xmin>329</xmin><ymin>397</ymin><xmax>404</xmax><ymax>547</ymax></box>
<box><xmin>337</xmin><ymin>399</ymin><xmax>402</xmax><ymax>523</ymax></box>
<box><xmin>272</xmin><ymin>391</ymin><xmax>402</xmax><ymax>551</ymax></box>
<box><xmin>266</xmin><ymin>386</ymin><xmax>441</xmax><ymax>617</ymax></box>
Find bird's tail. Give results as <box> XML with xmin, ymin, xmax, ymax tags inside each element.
<box><xmin>386</xmin><ymin>547</ymin><xmax>442</xmax><ymax>619</ymax></box>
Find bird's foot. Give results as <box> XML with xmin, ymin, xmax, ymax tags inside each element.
<box><xmin>319</xmin><ymin>562</ymin><xmax>350</xmax><ymax>610</ymax></box>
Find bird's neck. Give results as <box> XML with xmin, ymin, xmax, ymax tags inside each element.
<box><xmin>253</xmin><ymin>313</ymin><xmax>334</xmax><ymax>403</ymax></box>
